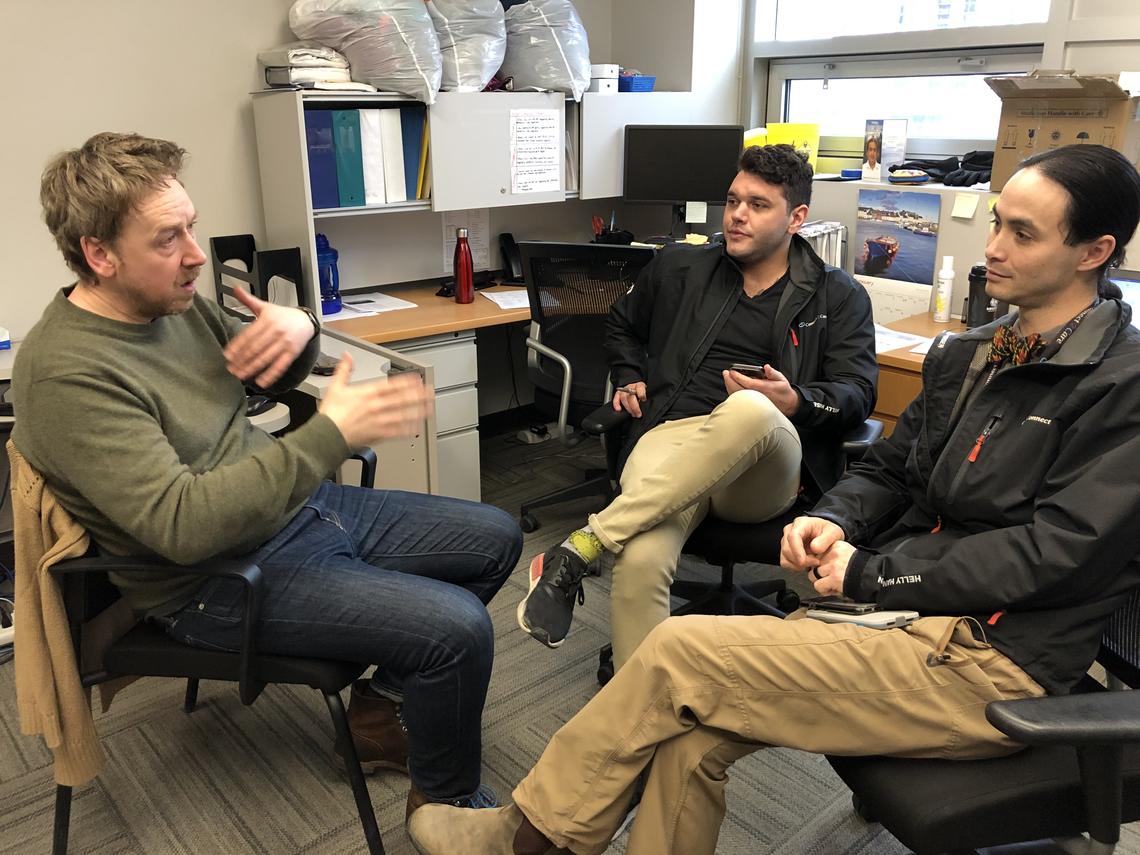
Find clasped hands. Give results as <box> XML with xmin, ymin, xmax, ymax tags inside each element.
<box><xmin>611</xmin><ymin>364</ymin><xmax>799</xmax><ymax>419</ymax></box>
<box><xmin>780</xmin><ymin>516</ymin><xmax>856</xmax><ymax>596</ymax></box>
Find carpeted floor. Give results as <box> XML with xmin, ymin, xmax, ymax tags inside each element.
<box><xmin>1</xmin><ymin>428</ymin><xmax>1137</xmax><ymax>854</ymax></box>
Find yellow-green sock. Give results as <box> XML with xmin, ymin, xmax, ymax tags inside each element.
<box><xmin>560</xmin><ymin>526</ymin><xmax>606</xmax><ymax>565</ymax></box>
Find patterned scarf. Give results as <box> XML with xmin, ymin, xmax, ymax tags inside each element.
<box><xmin>988</xmin><ymin>324</ymin><xmax>1042</xmax><ymax>366</ymax></box>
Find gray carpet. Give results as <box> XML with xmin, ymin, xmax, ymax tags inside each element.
<box><xmin>1</xmin><ymin>429</ymin><xmax>1137</xmax><ymax>854</ymax></box>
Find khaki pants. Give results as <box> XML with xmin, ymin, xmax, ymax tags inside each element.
<box><xmin>590</xmin><ymin>391</ymin><xmax>802</xmax><ymax>667</ymax></box>
<box><xmin>513</xmin><ymin>613</ymin><xmax>1044</xmax><ymax>855</ymax></box>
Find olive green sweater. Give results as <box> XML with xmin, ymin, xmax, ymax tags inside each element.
<box><xmin>12</xmin><ymin>290</ymin><xmax>349</xmax><ymax>613</ymax></box>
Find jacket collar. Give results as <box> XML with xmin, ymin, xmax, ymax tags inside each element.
<box><xmin>944</xmin><ymin>298</ymin><xmax>1129</xmax><ymax>367</ymax></box>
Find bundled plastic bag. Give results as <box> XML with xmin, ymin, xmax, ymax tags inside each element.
<box><xmin>289</xmin><ymin>0</ymin><xmax>443</xmax><ymax>103</ymax></box>
<box><xmin>426</xmin><ymin>1</ymin><xmax>506</xmax><ymax>92</ymax></box>
<box><xmin>500</xmin><ymin>0</ymin><xmax>591</xmax><ymax>101</ymax></box>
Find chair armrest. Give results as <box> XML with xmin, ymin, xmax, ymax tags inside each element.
<box><xmin>986</xmin><ymin>688</ymin><xmax>1140</xmax><ymax>746</ymax></box>
<box><xmin>350</xmin><ymin>447</ymin><xmax>378</xmax><ymax>489</ymax></box>
<box><xmin>52</xmin><ymin>555</ymin><xmax>266</xmax><ymax>705</ymax></box>
<box><xmin>582</xmin><ymin>404</ymin><xmax>631</xmax><ymax>436</ymax></box>
<box><xmin>841</xmin><ymin>418</ymin><xmax>884</xmax><ymax>459</ymax></box>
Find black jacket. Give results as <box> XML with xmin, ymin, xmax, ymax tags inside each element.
<box><xmin>606</xmin><ymin>235</ymin><xmax>878</xmax><ymax>499</ymax></box>
<box><xmin>814</xmin><ymin>300</ymin><xmax>1140</xmax><ymax>695</ymax></box>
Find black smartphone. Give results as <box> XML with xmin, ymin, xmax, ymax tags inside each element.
<box><xmin>729</xmin><ymin>362</ymin><xmax>766</xmax><ymax>379</ymax></box>
<box><xmin>311</xmin><ymin>354</ymin><xmax>338</xmax><ymax>376</ymax></box>
<box><xmin>804</xmin><ymin>596</ymin><xmax>879</xmax><ymax>615</ymax></box>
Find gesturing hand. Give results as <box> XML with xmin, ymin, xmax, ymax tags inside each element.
<box><xmin>612</xmin><ymin>381</ymin><xmax>648</xmax><ymax>418</ymax></box>
<box><xmin>723</xmin><ymin>364</ymin><xmax>800</xmax><ymax>417</ymax></box>
<box><xmin>223</xmin><ymin>288</ymin><xmax>316</xmax><ymax>389</ymax></box>
<box><xmin>318</xmin><ymin>354</ymin><xmax>434</xmax><ymax>449</ymax></box>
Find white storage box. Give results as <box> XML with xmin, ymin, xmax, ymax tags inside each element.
<box><xmin>588</xmin><ymin>77</ymin><xmax>618</xmax><ymax>94</ymax></box>
<box><xmin>590</xmin><ymin>63</ymin><xmax>618</xmax><ymax>79</ymax></box>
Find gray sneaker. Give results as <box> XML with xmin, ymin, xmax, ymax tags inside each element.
<box><xmin>516</xmin><ymin>546</ymin><xmax>589</xmax><ymax>648</ymax></box>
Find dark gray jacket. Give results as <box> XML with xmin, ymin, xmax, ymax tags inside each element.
<box><xmin>815</xmin><ymin>300</ymin><xmax>1140</xmax><ymax>695</ymax></box>
<box><xmin>606</xmin><ymin>235</ymin><xmax>878</xmax><ymax>499</ymax></box>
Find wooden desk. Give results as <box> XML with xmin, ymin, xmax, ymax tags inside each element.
<box><xmin>875</xmin><ymin>313</ymin><xmax>966</xmax><ymax>435</ymax></box>
<box><xmin>325</xmin><ymin>283</ymin><xmax>531</xmax><ymax>345</ymax></box>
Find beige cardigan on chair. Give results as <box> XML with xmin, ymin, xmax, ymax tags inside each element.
<box><xmin>9</xmin><ymin>441</ymin><xmax>134</xmax><ymax>786</ymax></box>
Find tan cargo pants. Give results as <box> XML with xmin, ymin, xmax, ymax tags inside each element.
<box><xmin>589</xmin><ymin>390</ymin><xmax>803</xmax><ymax>668</ymax></box>
<box><xmin>513</xmin><ymin>612</ymin><xmax>1044</xmax><ymax>855</ymax></box>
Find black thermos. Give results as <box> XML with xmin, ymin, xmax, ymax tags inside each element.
<box><xmin>965</xmin><ymin>263</ymin><xmax>1010</xmax><ymax>328</ymax></box>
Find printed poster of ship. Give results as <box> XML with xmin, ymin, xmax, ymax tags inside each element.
<box><xmin>854</xmin><ymin>189</ymin><xmax>941</xmax><ymax>285</ymax></box>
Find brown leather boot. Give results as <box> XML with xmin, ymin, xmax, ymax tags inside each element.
<box><xmin>406</xmin><ymin>802</ymin><xmax>569</xmax><ymax>855</ymax></box>
<box><xmin>339</xmin><ymin>680</ymin><xmax>409</xmax><ymax>775</ymax></box>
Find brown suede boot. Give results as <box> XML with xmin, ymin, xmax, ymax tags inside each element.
<box><xmin>406</xmin><ymin>802</ymin><xmax>569</xmax><ymax>855</ymax></box>
<box><xmin>338</xmin><ymin>680</ymin><xmax>409</xmax><ymax>775</ymax></box>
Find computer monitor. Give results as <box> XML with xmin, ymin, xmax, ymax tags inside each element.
<box><xmin>1106</xmin><ymin>268</ymin><xmax>1140</xmax><ymax>321</ymax></box>
<box><xmin>622</xmin><ymin>125</ymin><xmax>744</xmax><ymax>206</ymax></box>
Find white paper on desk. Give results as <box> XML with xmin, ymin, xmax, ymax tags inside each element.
<box><xmin>323</xmin><ymin>291</ymin><xmax>418</xmax><ymax>321</ymax></box>
<box><xmin>910</xmin><ymin>338</ymin><xmax>935</xmax><ymax>355</ymax></box>
<box><xmin>857</xmin><ymin>276</ymin><xmax>933</xmax><ymax>324</ymax></box>
<box><xmin>480</xmin><ymin>289</ymin><xmax>530</xmax><ymax>310</ymax></box>
<box><xmin>443</xmin><ymin>209</ymin><xmax>490</xmax><ymax>274</ymax></box>
<box><xmin>510</xmin><ymin>108</ymin><xmax>561</xmax><ymax>194</ymax></box>
<box><xmin>874</xmin><ymin>323</ymin><xmax>929</xmax><ymax>354</ymax></box>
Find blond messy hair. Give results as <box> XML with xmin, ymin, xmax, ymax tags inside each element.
<box><xmin>40</xmin><ymin>132</ymin><xmax>187</xmax><ymax>280</ymax></box>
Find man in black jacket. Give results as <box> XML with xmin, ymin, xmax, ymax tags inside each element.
<box><xmin>517</xmin><ymin>144</ymin><xmax>878</xmax><ymax>663</ymax></box>
<box><xmin>407</xmin><ymin>146</ymin><xmax>1140</xmax><ymax>855</ymax></box>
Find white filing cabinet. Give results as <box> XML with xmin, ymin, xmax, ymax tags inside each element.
<box><xmin>387</xmin><ymin>330</ymin><xmax>481</xmax><ymax>501</ymax></box>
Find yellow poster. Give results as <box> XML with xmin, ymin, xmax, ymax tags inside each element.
<box><xmin>765</xmin><ymin>123</ymin><xmax>820</xmax><ymax>171</ymax></box>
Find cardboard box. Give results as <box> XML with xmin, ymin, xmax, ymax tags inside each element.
<box><xmin>987</xmin><ymin>70</ymin><xmax>1140</xmax><ymax>190</ymax></box>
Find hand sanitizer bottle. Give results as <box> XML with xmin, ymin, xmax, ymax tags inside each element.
<box><xmin>933</xmin><ymin>255</ymin><xmax>954</xmax><ymax>323</ymax></box>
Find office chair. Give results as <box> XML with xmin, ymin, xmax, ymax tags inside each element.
<box><xmin>827</xmin><ymin>587</ymin><xmax>1140</xmax><ymax>854</ymax></box>
<box><xmin>586</xmin><ymin>402</ymin><xmax>882</xmax><ymax>685</ymax></box>
<box><xmin>516</xmin><ymin>241</ymin><xmax>656</xmax><ymax>534</ymax></box>
<box><xmin>43</xmin><ymin>450</ymin><xmax>387</xmax><ymax>855</ymax></box>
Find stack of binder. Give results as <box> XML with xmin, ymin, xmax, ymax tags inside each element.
<box><xmin>304</xmin><ymin>106</ymin><xmax>431</xmax><ymax>210</ymax></box>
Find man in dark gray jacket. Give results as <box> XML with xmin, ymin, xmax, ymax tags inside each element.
<box><xmin>407</xmin><ymin>146</ymin><xmax>1140</xmax><ymax>855</ymax></box>
<box><xmin>517</xmin><ymin>144</ymin><xmax>878</xmax><ymax>663</ymax></box>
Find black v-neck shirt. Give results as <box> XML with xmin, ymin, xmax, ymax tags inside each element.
<box><xmin>665</xmin><ymin>272</ymin><xmax>789</xmax><ymax>420</ymax></box>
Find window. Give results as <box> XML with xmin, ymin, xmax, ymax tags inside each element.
<box><xmin>766</xmin><ymin>50</ymin><xmax>1040</xmax><ymax>161</ymax></box>
<box><xmin>759</xmin><ymin>0</ymin><xmax>1049</xmax><ymax>42</ymax></box>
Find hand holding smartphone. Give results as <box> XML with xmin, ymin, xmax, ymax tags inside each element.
<box><xmin>729</xmin><ymin>362</ymin><xmax>767</xmax><ymax>379</ymax></box>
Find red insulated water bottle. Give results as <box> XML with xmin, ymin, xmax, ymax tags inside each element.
<box><xmin>454</xmin><ymin>228</ymin><xmax>475</xmax><ymax>304</ymax></box>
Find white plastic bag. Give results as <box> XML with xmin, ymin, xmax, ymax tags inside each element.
<box><xmin>289</xmin><ymin>0</ymin><xmax>443</xmax><ymax>104</ymax></box>
<box><xmin>426</xmin><ymin>1</ymin><xmax>505</xmax><ymax>93</ymax></box>
<box><xmin>500</xmin><ymin>0</ymin><xmax>591</xmax><ymax>101</ymax></box>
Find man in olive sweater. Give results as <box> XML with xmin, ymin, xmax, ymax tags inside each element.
<box><xmin>12</xmin><ymin>132</ymin><xmax>521</xmax><ymax>814</ymax></box>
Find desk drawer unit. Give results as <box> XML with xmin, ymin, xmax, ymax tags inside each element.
<box><xmin>389</xmin><ymin>331</ymin><xmax>481</xmax><ymax>499</ymax></box>
<box><xmin>874</xmin><ymin>365</ymin><xmax>923</xmax><ymax>436</ymax></box>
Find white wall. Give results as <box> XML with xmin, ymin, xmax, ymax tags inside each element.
<box><xmin>0</xmin><ymin>0</ymin><xmax>297</xmax><ymax>339</ymax></box>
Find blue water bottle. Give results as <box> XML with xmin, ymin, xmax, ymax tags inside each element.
<box><xmin>315</xmin><ymin>233</ymin><xmax>342</xmax><ymax>315</ymax></box>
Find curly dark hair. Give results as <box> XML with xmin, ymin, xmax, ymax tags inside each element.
<box><xmin>737</xmin><ymin>144</ymin><xmax>813</xmax><ymax>211</ymax></box>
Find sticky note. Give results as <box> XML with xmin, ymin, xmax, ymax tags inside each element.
<box><xmin>685</xmin><ymin>201</ymin><xmax>708</xmax><ymax>223</ymax></box>
<box><xmin>951</xmin><ymin>193</ymin><xmax>979</xmax><ymax>220</ymax></box>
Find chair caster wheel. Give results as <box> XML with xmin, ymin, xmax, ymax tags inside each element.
<box><xmin>852</xmin><ymin>793</ymin><xmax>876</xmax><ymax>823</ymax></box>
<box><xmin>519</xmin><ymin>513</ymin><xmax>540</xmax><ymax>533</ymax></box>
<box><xmin>597</xmin><ymin>660</ymin><xmax>614</xmax><ymax>686</ymax></box>
<box><xmin>597</xmin><ymin>647</ymin><xmax>614</xmax><ymax>686</ymax></box>
<box><xmin>776</xmin><ymin>590</ymin><xmax>800</xmax><ymax>614</ymax></box>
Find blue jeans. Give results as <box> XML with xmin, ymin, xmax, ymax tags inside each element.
<box><xmin>160</xmin><ymin>481</ymin><xmax>522</xmax><ymax>800</ymax></box>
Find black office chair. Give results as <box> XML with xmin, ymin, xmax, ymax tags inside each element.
<box><xmin>828</xmin><ymin>587</ymin><xmax>1140</xmax><ymax>854</ymax></box>
<box><xmin>516</xmin><ymin>241</ymin><xmax>656</xmax><ymax>534</ymax></box>
<box><xmin>45</xmin><ymin>451</ymin><xmax>386</xmax><ymax>855</ymax></box>
<box><xmin>586</xmin><ymin>403</ymin><xmax>883</xmax><ymax>685</ymax></box>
